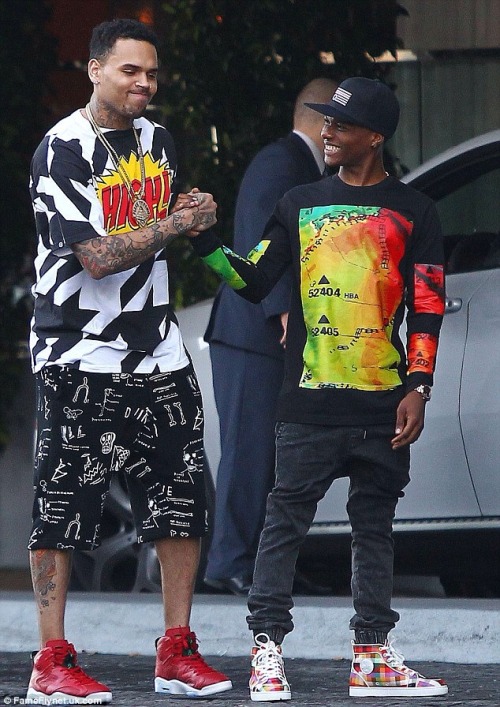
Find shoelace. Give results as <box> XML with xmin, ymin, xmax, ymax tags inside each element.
<box><xmin>182</xmin><ymin>633</ymin><xmax>198</xmax><ymax>656</ymax></box>
<box><xmin>381</xmin><ymin>640</ymin><xmax>423</xmax><ymax>678</ymax></box>
<box><xmin>63</xmin><ymin>662</ymin><xmax>103</xmax><ymax>686</ymax></box>
<box><xmin>49</xmin><ymin>644</ymin><xmax>101</xmax><ymax>686</ymax></box>
<box><xmin>381</xmin><ymin>640</ymin><xmax>406</xmax><ymax>669</ymax></box>
<box><xmin>169</xmin><ymin>633</ymin><xmax>215</xmax><ymax>674</ymax></box>
<box><xmin>49</xmin><ymin>644</ymin><xmax>78</xmax><ymax>668</ymax></box>
<box><xmin>254</xmin><ymin>641</ymin><xmax>286</xmax><ymax>680</ymax></box>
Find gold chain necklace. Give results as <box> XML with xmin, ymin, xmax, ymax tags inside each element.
<box><xmin>85</xmin><ymin>103</ymin><xmax>151</xmax><ymax>227</ymax></box>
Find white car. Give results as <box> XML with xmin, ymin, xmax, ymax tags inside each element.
<box><xmin>73</xmin><ymin>130</ymin><xmax>500</xmax><ymax>596</ymax></box>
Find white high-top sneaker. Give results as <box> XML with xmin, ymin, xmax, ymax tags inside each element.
<box><xmin>249</xmin><ymin>633</ymin><xmax>291</xmax><ymax>702</ymax></box>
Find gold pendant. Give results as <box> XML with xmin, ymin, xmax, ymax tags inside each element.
<box><xmin>132</xmin><ymin>198</ymin><xmax>151</xmax><ymax>227</ymax></box>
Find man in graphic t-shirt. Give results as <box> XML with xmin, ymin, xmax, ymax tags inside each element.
<box><xmin>188</xmin><ymin>77</ymin><xmax>448</xmax><ymax>701</ymax></box>
<box><xmin>27</xmin><ymin>17</ymin><xmax>231</xmax><ymax>704</ymax></box>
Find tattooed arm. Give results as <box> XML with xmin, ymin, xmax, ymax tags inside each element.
<box><xmin>71</xmin><ymin>192</ymin><xmax>217</xmax><ymax>279</ymax></box>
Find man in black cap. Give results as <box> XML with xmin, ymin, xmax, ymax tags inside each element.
<box><xmin>187</xmin><ymin>77</ymin><xmax>448</xmax><ymax>700</ymax></box>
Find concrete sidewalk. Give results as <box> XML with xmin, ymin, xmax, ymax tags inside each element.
<box><xmin>2</xmin><ymin>591</ymin><xmax>499</xmax><ymax>663</ymax></box>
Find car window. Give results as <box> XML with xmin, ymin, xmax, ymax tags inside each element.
<box><xmin>436</xmin><ymin>167</ymin><xmax>500</xmax><ymax>274</ymax></box>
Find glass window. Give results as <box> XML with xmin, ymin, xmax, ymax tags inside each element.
<box><xmin>436</xmin><ymin>168</ymin><xmax>500</xmax><ymax>274</ymax></box>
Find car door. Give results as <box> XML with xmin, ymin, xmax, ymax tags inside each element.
<box><xmin>312</xmin><ymin>254</ymin><xmax>483</xmax><ymax>525</ymax></box>
<box><xmin>313</xmin><ymin>131</ymin><xmax>500</xmax><ymax>528</ymax></box>
<box><xmin>396</xmin><ymin>139</ymin><xmax>500</xmax><ymax>521</ymax></box>
<box><xmin>458</xmin><ymin>245</ymin><xmax>500</xmax><ymax>515</ymax></box>
<box><xmin>396</xmin><ymin>268</ymin><xmax>481</xmax><ymax>519</ymax></box>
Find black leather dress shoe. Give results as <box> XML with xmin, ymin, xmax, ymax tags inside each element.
<box><xmin>293</xmin><ymin>569</ymin><xmax>331</xmax><ymax>595</ymax></box>
<box><xmin>204</xmin><ymin>575</ymin><xmax>252</xmax><ymax>596</ymax></box>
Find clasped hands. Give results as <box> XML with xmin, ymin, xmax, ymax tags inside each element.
<box><xmin>171</xmin><ymin>187</ymin><xmax>217</xmax><ymax>236</ymax></box>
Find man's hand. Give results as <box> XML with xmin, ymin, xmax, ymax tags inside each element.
<box><xmin>171</xmin><ymin>188</ymin><xmax>217</xmax><ymax>237</ymax></box>
<box><xmin>171</xmin><ymin>191</ymin><xmax>200</xmax><ymax>213</ymax></box>
<box><xmin>170</xmin><ymin>190</ymin><xmax>203</xmax><ymax>238</ymax></box>
<box><xmin>391</xmin><ymin>390</ymin><xmax>426</xmax><ymax>449</ymax></box>
<box><xmin>72</xmin><ymin>189</ymin><xmax>217</xmax><ymax>279</ymax></box>
<box><xmin>279</xmin><ymin>312</ymin><xmax>289</xmax><ymax>348</ymax></box>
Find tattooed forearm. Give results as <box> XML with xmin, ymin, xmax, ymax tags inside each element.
<box><xmin>72</xmin><ymin>198</ymin><xmax>217</xmax><ymax>278</ymax></box>
<box><xmin>31</xmin><ymin>549</ymin><xmax>58</xmax><ymax>610</ymax></box>
<box><xmin>73</xmin><ymin>219</ymin><xmax>181</xmax><ymax>279</ymax></box>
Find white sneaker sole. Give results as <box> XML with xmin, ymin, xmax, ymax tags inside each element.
<box><xmin>250</xmin><ymin>689</ymin><xmax>292</xmax><ymax>701</ymax></box>
<box><xmin>349</xmin><ymin>684</ymin><xmax>449</xmax><ymax>697</ymax></box>
<box><xmin>154</xmin><ymin>676</ymin><xmax>232</xmax><ymax>698</ymax></box>
<box><xmin>26</xmin><ymin>688</ymin><xmax>112</xmax><ymax>704</ymax></box>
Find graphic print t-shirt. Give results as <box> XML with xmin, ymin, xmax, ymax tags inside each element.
<box><xmin>298</xmin><ymin>203</ymin><xmax>412</xmax><ymax>391</ymax></box>
<box><xmin>191</xmin><ymin>175</ymin><xmax>445</xmax><ymax>426</ymax></box>
<box><xmin>29</xmin><ymin>110</ymin><xmax>189</xmax><ymax>374</ymax></box>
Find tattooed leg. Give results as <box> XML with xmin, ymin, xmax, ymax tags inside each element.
<box><xmin>30</xmin><ymin>548</ymin><xmax>72</xmax><ymax>647</ymax></box>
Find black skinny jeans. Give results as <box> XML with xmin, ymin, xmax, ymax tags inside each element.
<box><xmin>247</xmin><ymin>422</ymin><xmax>410</xmax><ymax>640</ymax></box>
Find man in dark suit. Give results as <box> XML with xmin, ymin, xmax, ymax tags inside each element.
<box><xmin>204</xmin><ymin>78</ymin><xmax>337</xmax><ymax>596</ymax></box>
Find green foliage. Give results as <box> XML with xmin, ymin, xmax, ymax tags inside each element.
<box><xmin>0</xmin><ymin>0</ymin><xmax>405</xmax><ymax>448</ymax></box>
<box><xmin>0</xmin><ymin>0</ymin><xmax>57</xmax><ymax>448</ymax></box>
<box><xmin>155</xmin><ymin>0</ymin><xmax>406</xmax><ymax>306</ymax></box>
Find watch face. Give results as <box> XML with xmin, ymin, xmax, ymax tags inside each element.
<box><xmin>415</xmin><ymin>385</ymin><xmax>431</xmax><ymax>400</ymax></box>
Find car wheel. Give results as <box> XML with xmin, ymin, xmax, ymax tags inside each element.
<box><xmin>71</xmin><ymin>457</ymin><xmax>215</xmax><ymax>593</ymax></box>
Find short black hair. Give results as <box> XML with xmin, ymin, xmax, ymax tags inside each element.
<box><xmin>89</xmin><ymin>18</ymin><xmax>159</xmax><ymax>61</ymax></box>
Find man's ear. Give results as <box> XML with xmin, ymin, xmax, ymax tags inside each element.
<box><xmin>88</xmin><ymin>58</ymin><xmax>100</xmax><ymax>85</ymax></box>
<box><xmin>371</xmin><ymin>132</ymin><xmax>384</xmax><ymax>149</ymax></box>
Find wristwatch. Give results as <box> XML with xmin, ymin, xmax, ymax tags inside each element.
<box><xmin>412</xmin><ymin>384</ymin><xmax>432</xmax><ymax>401</ymax></box>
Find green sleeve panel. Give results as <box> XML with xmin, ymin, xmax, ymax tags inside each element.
<box><xmin>202</xmin><ymin>247</ymin><xmax>247</xmax><ymax>290</ymax></box>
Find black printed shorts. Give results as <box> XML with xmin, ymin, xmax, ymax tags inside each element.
<box><xmin>29</xmin><ymin>364</ymin><xmax>208</xmax><ymax>550</ymax></box>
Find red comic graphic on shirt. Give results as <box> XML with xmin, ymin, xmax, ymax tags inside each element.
<box><xmin>96</xmin><ymin>152</ymin><xmax>173</xmax><ymax>234</ymax></box>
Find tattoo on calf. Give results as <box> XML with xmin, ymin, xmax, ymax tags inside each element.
<box><xmin>31</xmin><ymin>549</ymin><xmax>57</xmax><ymax>610</ymax></box>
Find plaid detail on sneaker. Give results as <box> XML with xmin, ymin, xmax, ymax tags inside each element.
<box><xmin>349</xmin><ymin>639</ymin><xmax>448</xmax><ymax>696</ymax></box>
<box><xmin>249</xmin><ymin>634</ymin><xmax>291</xmax><ymax>702</ymax></box>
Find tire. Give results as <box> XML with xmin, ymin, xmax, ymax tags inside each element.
<box><xmin>71</xmin><ymin>456</ymin><xmax>216</xmax><ymax>593</ymax></box>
